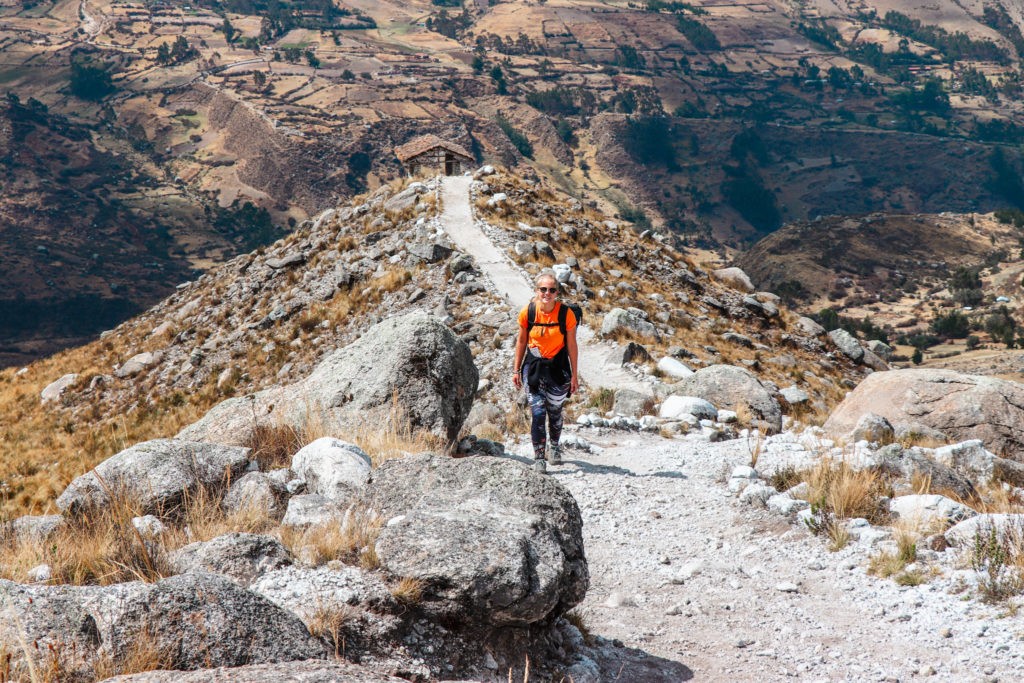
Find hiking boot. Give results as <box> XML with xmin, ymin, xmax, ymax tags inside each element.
<box><xmin>548</xmin><ymin>444</ymin><xmax>563</xmax><ymax>465</ymax></box>
<box><xmin>533</xmin><ymin>458</ymin><xmax>547</xmax><ymax>474</ymax></box>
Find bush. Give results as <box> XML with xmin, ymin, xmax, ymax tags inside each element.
<box><xmin>495</xmin><ymin>115</ymin><xmax>532</xmax><ymax>158</ymax></box>
<box><xmin>930</xmin><ymin>311</ymin><xmax>970</xmax><ymax>338</ymax></box>
<box><xmin>623</xmin><ymin>116</ymin><xmax>678</xmax><ymax>169</ymax></box>
<box><xmin>70</xmin><ymin>60</ymin><xmax>115</xmax><ymax>100</ymax></box>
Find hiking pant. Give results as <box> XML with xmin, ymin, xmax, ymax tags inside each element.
<box><xmin>522</xmin><ymin>366</ymin><xmax>570</xmax><ymax>458</ymax></box>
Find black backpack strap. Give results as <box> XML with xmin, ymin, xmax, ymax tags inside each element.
<box><xmin>527</xmin><ymin>301</ymin><xmax>536</xmax><ymax>336</ymax></box>
<box><xmin>558</xmin><ymin>303</ymin><xmax>568</xmax><ymax>337</ymax></box>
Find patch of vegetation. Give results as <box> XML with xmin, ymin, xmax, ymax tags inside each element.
<box><xmin>987</xmin><ymin>149</ymin><xmax>1024</xmax><ymax>210</ymax></box>
<box><xmin>622</xmin><ymin>116</ymin><xmax>678</xmax><ymax>170</ymax></box>
<box><xmin>796</xmin><ymin>20</ymin><xmax>841</xmax><ymax>50</ymax></box>
<box><xmin>525</xmin><ymin>86</ymin><xmax>594</xmax><ymax>116</ymax></box>
<box><xmin>212</xmin><ymin>201</ymin><xmax>283</xmax><ymax>250</ymax></box>
<box><xmin>816</xmin><ymin>309</ymin><xmax>889</xmax><ymax>342</ymax></box>
<box><xmin>930</xmin><ymin>311</ymin><xmax>970</xmax><ymax>339</ymax></box>
<box><xmin>156</xmin><ymin>36</ymin><xmax>199</xmax><ymax>66</ymax></box>
<box><xmin>676</xmin><ymin>16</ymin><xmax>719</xmax><ymax>51</ymax></box>
<box><xmin>971</xmin><ymin>524</ymin><xmax>1024</xmax><ymax>603</ymax></box>
<box><xmin>881</xmin><ymin>11</ymin><xmax>1010</xmax><ymax>64</ymax></box>
<box><xmin>721</xmin><ymin>165</ymin><xmax>779</xmax><ymax>234</ymax></box>
<box><xmin>69</xmin><ymin>56</ymin><xmax>116</xmax><ymax>101</ymax></box>
<box><xmin>496</xmin><ymin>114</ymin><xmax>533</xmax><ymax>159</ymax></box>
<box><xmin>983</xmin><ymin>5</ymin><xmax>1024</xmax><ymax>57</ymax></box>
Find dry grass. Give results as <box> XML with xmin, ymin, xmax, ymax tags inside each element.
<box><xmin>91</xmin><ymin>623</ymin><xmax>176</xmax><ymax>680</ymax></box>
<box><xmin>563</xmin><ymin>608</ymin><xmax>594</xmax><ymax>646</ymax></box>
<box><xmin>391</xmin><ymin>576</ymin><xmax>426</xmax><ymax>606</ymax></box>
<box><xmin>246</xmin><ymin>422</ymin><xmax>307</xmax><ymax>470</ymax></box>
<box><xmin>803</xmin><ymin>457</ymin><xmax>890</xmax><ymax>524</ymax></box>
<box><xmin>279</xmin><ymin>507</ymin><xmax>383</xmax><ymax>568</ymax></box>
<box><xmin>306</xmin><ymin>599</ymin><xmax>360</xmax><ymax>656</ymax></box>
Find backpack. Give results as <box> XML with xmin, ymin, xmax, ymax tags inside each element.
<box><xmin>526</xmin><ymin>301</ymin><xmax>583</xmax><ymax>338</ymax></box>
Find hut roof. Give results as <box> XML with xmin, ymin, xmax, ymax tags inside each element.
<box><xmin>395</xmin><ymin>134</ymin><xmax>473</xmax><ymax>163</ymax></box>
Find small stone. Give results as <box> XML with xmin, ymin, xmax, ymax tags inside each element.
<box><xmin>735</xmin><ymin>638</ymin><xmax>755</xmax><ymax>649</ymax></box>
<box><xmin>604</xmin><ymin>592</ymin><xmax>637</xmax><ymax>608</ymax></box>
<box><xmin>939</xmin><ymin>627</ymin><xmax>952</xmax><ymax>639</ymax></box>
<box><xmin>775</xmin><ymin>582</ymin><xmax>798</xmax><ymax>593</ymax></box>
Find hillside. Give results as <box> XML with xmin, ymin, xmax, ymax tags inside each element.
<box><xmin>737</xmin><ymin>210</ymin><xmax>1024</xmax><ymax>375</ymax></box>
<box><xmin>0</xmin><ymin>168</ymin><xmax>864</xmax><ymax>517</ymax></box>
<box><xmin>5</xmin><ymin>0</ymin><xmax>1024</xmax><ymax>360</ymax></box>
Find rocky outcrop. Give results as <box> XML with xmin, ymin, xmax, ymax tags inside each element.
<box><xmin>55</xmin><ymin>439</ymin><xmax>250</xmax><ymax>515</ymax></box>
<box><xmin>824</xmin><ymin>369</ymin><xmax>1024</xmax><ymax>459</ymax></box>
<box><xmin>168</xmin><ymin>533</ymin><xmax>292</xmax><ymax>587</ymax></box>
<box><xmin>667</xmin><ymin>365</ymin><xmax>782</xmax><ymax>433</ymax></box>
<box><xmin>363</xmin><ymin>454</ymin><xmax>588</xmax><ymax>625</ymax></box>
<box><xmin>291</xmin><ymin>437</ymin><xmax>372</xmax><ymax>502</ymax></box>
<box><xmin>179</xmin><ymin>312</ymin><xmax>478</xmax><ymax>445</ymax></box>
<box><xmin>101</xmin><ymin>660</ymin><xmax>410</xmax><ymax>682</ymax></box>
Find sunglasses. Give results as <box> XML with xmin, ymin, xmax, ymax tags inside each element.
<box><xmin>536</xmin><ymin>287</ymin><xmax>558</xmax><ymax>293</ymax></box>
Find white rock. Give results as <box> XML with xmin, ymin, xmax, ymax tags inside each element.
<box><xmin>739</xmin><ymin>484</ymin><xmax>778</xmax><ymax>507</ymax></box>
<box><xmin>660</xmin><ymin>395</ymin><xmax>716</xmax><ymax>421</ymax></box>
<box><xmin>775</xmin><ymin>582</ymin><xmax>798</xmax><ymax>593</ymax></box>
<box><xmin>552</xmin><ymin>263</ymin><xmax>572</xmax><ymax>283</ymax></box>
<box><xmin>132</xmin><ymin>515</ymin><xmax>167</xmax><ymax>538</ymax></box>
<box><xmin>932</xmin><ymin>440</ymin><xmax>996</xmax><ymax>486</ymax></box>
<box><xmin>889</xmin><ymin>494</ymin><xmax>976</xmax><ymax>527</ymax></box>
<box><xmin>604</xmin><ymin>591</ymin><xmax>637</xmax><ymax>608</ymax></box>
<box><xmin>41</xmin><ymin>374</ymin><xmax>78</xmax><ymax>404</ymax></box>
<box><xmin>291</xmin><ymin>437</ymin><xmax>372</xmax><ymax>501</ymax></box>
<box><xmin>657</xmin><ymin>357</ymin><xmax>694</xmax><ymax>379</ymax></box>
<box><xmin>767</xmin><ymin>494</ymin><xmax>809</xmax><ymax>516</ymax></box>
<box><xmin>27</xmin><ymin>564</ymin><xmax>52</xmax><ymax>583</ymax></box>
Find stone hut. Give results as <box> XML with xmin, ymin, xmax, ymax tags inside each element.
<box><xmin>395</xmin><ymin>134</ymin><xmax>474</xmax><ymax>176</ymax></box>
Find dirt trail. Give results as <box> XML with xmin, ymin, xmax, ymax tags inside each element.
<box><xmin>439</xmin><ymin>175</ymin><xmax>651</xmax><ymax>396</ymax></box>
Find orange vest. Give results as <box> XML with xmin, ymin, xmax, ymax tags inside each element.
<box><xmin>518</xmin><ymin>302</ymin><xmax>577</xmax><ymax>359</ymax></box>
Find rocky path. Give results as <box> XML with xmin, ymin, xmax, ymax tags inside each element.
<box><xmin>525</xmin><ymin>429</ymin><xmax>1024</xmax><ymax>682</ymax></box>
<box><xmin>439</xmin><ymin>175</ymin><xmax>651</xmax><ymax>395</ymax></box>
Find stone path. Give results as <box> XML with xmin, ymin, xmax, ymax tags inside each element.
<box><xmin>439</xmin><ymin>175</ymin><xmax>651</xmax><ymax>395</ymax></box>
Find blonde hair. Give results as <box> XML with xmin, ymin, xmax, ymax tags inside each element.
<box><xmin>534</xmin><ymin>269</ymin><xmax>559</xmax><ymax>289</ymax></box>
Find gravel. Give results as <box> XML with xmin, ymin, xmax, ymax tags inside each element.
<box><xmin>504</xmin><ymin>426</ymin><xmax>1024</xmax><ymax>682</ymax></box>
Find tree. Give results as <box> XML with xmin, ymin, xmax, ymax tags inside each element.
<box><xmin>341</xmin><ymin>69</ymin><xmax>355</xmax><ymax>80</ymax></box>
<box><xmin>69</xmin><ymin>60</ymin><xmax>115</xmax><ymax>101</ymax></box>
<box><xmin>471</xmin><ymin>55</ymin><xmax>484</xmax><ymax>73</ymax></box>
<box><xmin>156</xmin><ymin>42</ymin><xmax>171</xmax><ymax>65</ymax></box>
<box><xmin>252</xmin><ymin>70</ymin><xmax>267</xmax><ymax>88</ymax></box>
<box><xmin>305</xmin><ymin>50</ymin><xmax>320</xmax><ymax>69</ymax></box>
<box><xmin>221</xmin><ymin>17</ymin><xmax>237</xmax><ymax>43</ymax></box>
<box><xmin>912</xmin><ymin>347</ymin><xmax>923</xmax><ymax>365</ymax></box>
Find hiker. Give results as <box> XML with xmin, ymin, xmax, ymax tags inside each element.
<box><xmin>513</xmin><ymin>270</ymin><xmax>579</xmax><ymax>473</ymax></box>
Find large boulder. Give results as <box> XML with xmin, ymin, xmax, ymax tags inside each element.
<box><xmin>179</xmin><ymin>312</ymin><xmax>478</xmax><ymax>445</ymax></box>
<box><xmin>97</xmin><ymin>573</ymin><xmax>326</xmax><ymax>667</ymax></box>
<box><xmin>56</xmin><ymin>439</ymin><xmax>250</xmax><ymax>515</ymax></box>
<box><xmin>0</xmin><ymin>580</ymin><xmax>104</xmax><ymax>680</ymax></box>
<box><xmin>168</xmin><ymin>533</ymin><xmax>292</xmax><ymax>587</ymax></box>
<box><xmin>600</xmin><ymin>308</ymin><xmax>657</xmax><ymax>339</ymax></box>
<box><xmin>251</xmin><ymin>566</ymin><xmax>396</xmax><ymax>617</ymax></box>
<box><xmin>363</xmin><ymin>454</ymin><xmax>588</xmax><ymax>626</ymax></box>
<box><xmin>712</xmin><ymin>267</ymin><xmax>755</xmax><ymax>292</ymax></box>
<box><xmin>824</xmin><ymin>369</ymin><xmax>1024</xmax><ymax>460</ymax></box>
<box><xmin>291</xmin><ymin>437</ymin><xmax>372</xmax><ymax>502</ymax></box>
<box><xmin>872</xmin><ymin>444</ymin><xmax>976</xmax><ymax>501</ymax></box>
<box><xmin>667</xmin><ymin>365</ymin><xmax>782</xmax><ymax>433</ymax></box>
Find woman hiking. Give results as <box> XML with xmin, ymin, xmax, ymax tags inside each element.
<box><xmin>513</xmin><ymin>270</ymin><xmax>580</xmax><ymax>473</ymax></box>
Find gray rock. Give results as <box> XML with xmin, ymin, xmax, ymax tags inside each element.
<box><xmin>223</xmin><ymin>471</ymin><xmax>289</xmax><ymax>520</ymax></box>
<box><xmin>292</xmin><ymin>437</ymin><xmax>371</xmax><ymax>502</ymax></box>
<box><xmin>383</xmin><ymin>183</ymin><xmax>426</xmax><ymax>213</ymax></box>
<box><xmin>179</xmin><ymin>312</ymin><xmax>479</xmax><ymax>445</ymax></box>
<box><xmin>873</xmin><ymin>444</ymin><xmax>976</xmax><ymax>501</ymax></box>
<box><xmin>932</xmin><ymin>440</ymin><xmax>995</xmax><ymax>486</ymax></box>
<box><xmin>613</xmin><ymin>389</ymin><xmax>653</xmax><ymax>417</ymax></box>
<box><xmin>513</xmin><ymin>241</ymin><xmax>534</xmax><ymax>257</ymax></box>
<box><xmin>867</xmin><ymin>340</ymin><xmax>894</xmax><ymax>361</ymax></box>
<box><xmin>2</xmin><ymin>514</ymin><xmax>63</xmax><ymax>543</ymax></box>
<box><xmin>860</xmin><ymin>348</ymin><xmax>889</xmax><ymax>371</ymax></box>
<box><xmin>100</xmin><ymin>573</ymin><xmax>326</xmax><ymax>667</ymax></box>
<box><xmin>669</xmin><ymin>365</ymin><xmax>782</xmax><ymax>433</ymax></box>
<box><xmin>852</xmin><ymin>413</ymin><xmax>895</xmax><ymax>444</ymax></box>
<box><xmin>251</xmin><ymin>566</ymin><xmax>395</xmax><ymax>617</ymax></box>
<box><xmin>657</xmin><ymin>356</ymin><xmax>693</xmax><ymax>379</ymax></box>
<box><xmin>601</xmin><ymin>308</ymin><xmax>657</xmax><ymax>339</ymax></box>
<box><xmin>779</xmin><ymin>386</ymin><xmax>809</xmax><ymax>405</ymax></box>
<box><xmin>115</xmin><ymin>352</ymin><xmax>157</xmax><ymax>379</ymax></box>
<box><xmin>945</xmin><ymin>513</ymin><xmax>1024</xmax><ymax>547</ymax></box>
<box><xmin>364</xmin><ymin>454</ymin><xmax>587</xmax><ymax>625</ymax></box>
<box><xmin>132</xmin><ymin>515</ymin><xmax>167</xmax><ymax>538</ymax></box>
<box><xmin>889</xmin><ymin>495</ymin><xmax>976</xmax><ymax>527</ymax></box>
<box><xmin>56</xmin><ymin>439</ymin><xmax>250</xmax><ymax>515</ymax></box>
<box><xmin>168</xmin><ymin>533</ymin><xmax>292</xmax><ymax>587</ymax></box>
<box><xmin>824</xmin><ymin>369</ymin><xmax>1024</xmax><ymax>459</ymax></box>
<box><xmin>265</xmin><ymin>253</ymin><xmax>306</xmax><ymax>269</ymax></box>
<box><xmin>828</xmin><ymin>329</ymin><xmax>864</xmax><ymax>362</ymax></box>
<box><xmin>660</xmin><ymin>395</ymin><xmax>717</xmax><ymax>421</ymax></box>
<box><xmin>408</xmin><ymin>241</ymin><xmax>453</xmax><ymax>263</ymax></box>
<box><xmin>795</xmin><ymin>317</ymin><xmax>825</xmax><ymax>337</ymax></box>
<box><xmin>281</xmin><ymin>494</ymin><xmax>344</xmax><ymax>531</ymax></box>
<box><xmin>41</xmin><ymin>373</ymin><xmax>78</xmax><ymax>404</ymax></box>
<box><xmin>713</xmin><ymin>267</ymin><xmax>755</xmax><ymax>292</ymax></box>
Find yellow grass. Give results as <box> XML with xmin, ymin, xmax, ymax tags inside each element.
<box><xmin>279</xmin><ymin>507</ymin><xmax>383</xmax><ymax>568</ymax></box>
<box><xmin>391</xmin><ymin>576</ymin><xmax>425</xmax><ymax>606</ymax></box>
<box><xmin>306</xmin><ymin>599</ymin><xmax>360</xmax><ymax>656</ymax></box>
<box><xmin>804</xmin><ymin>457</ymin><xmax>889</xmax><ymax>523</ymax></box>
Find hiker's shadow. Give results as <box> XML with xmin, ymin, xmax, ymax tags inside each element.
<box><xmin>588</xmin><ymin>640</ymin><xmax>694</xmax><ymax>682</ymax></box>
